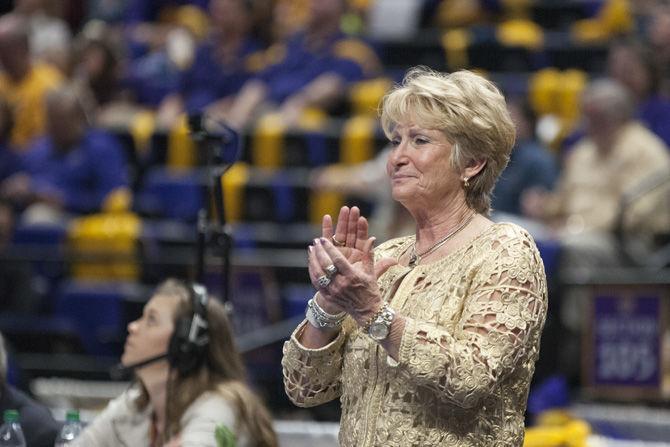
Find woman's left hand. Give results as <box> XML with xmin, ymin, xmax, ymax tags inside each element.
<box><xmin>310</xmin><ymin>236</ymin><xmax>396</xmax><ymax>326</ymax></box>
<box><xmin>322</xmin><ymin>206</ymin><xmax>370</xmax><ymax>265</ymax></box>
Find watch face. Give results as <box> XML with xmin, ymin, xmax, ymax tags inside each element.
<box><xmin>369</xmin><ymin>322</ymin><xmax>389</xmax><ymax>341</ymax></box>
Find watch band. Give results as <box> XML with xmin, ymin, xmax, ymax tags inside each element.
<box><xmin>366</xmin><ymin>303</ymin><xmax>396</xmax><ymax>342</ymax></box>
<box><xmin>362</xmin><ymin>302</ymin><xmax>388</xmax><ymax>333</ymax></box>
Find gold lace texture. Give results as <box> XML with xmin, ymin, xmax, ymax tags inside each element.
<box><xmin>282</xmin><ymin>223</ymin><xmax>548</xmax><ymax>446</ymax></box>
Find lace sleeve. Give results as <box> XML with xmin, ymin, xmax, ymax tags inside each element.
<box><xmin>282</xmin><ymin>319</ymin><xmax>352</xmax><ymax>407</ymax></box>
<box><xmin>397</xmin><ymin>231</ymin><xmax>548</xmax><ymax>409</ymax></box>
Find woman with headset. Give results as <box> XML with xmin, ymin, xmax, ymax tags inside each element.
<box><xmin>72</xmin><ymin>279</ymin><xmax>278</xmax><ymax>447</ymax></box>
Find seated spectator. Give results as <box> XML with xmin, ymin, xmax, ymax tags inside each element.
<box><xmin>0</xmin><ymin>85</ymin><xmax>130</xmax><ymax>222</ymax></box>
<box><xmin>0</xmin><ymin>14</ymin><xmax>63</xmax><ymax>150</ymax></box>
<box><xmin>13</xmin><ymin>0</ymin><xmax>72</xmax><ymax>73</ymax></box>
<box><xmin>492</xmin><ymin>97</ymin><xmax>558</xmax><ymax>217</ymax></box>
<box><xmin>72</xmin><ymin>21</ymin><xmax>155</xmax><ymax>130</ymax></box>
<box><xmin>0</xmin><ymin>332</ymin><xmax>61</xmax><ymax>447</ymax></box>
<box><xmin>607</xmin><ymin>38</ymin><xmax>670</xmax><ymax>147</ymax></box>
<box><xmin>72</xmin><ymin>279</ymin><xmax>277</xmax><ymax>447</ymax></box>
<box><xmin>219</xmin><ymin>0</ymin><xmax>380</xmax><ymax>129</ymax></box>
<box><xmin>120</xmin><ymin>3</ymin><xmax>211</xmax><ymax>111</ymax></box>
<box><xmin>122</xmin><ymin>40</ymin><xmax>181</xmax><ymax>111</ymax></box>
<box><xmin>522</xmin><ymin>79</ymin><xmax>670</xmax><ymax>254</ymax></box>
<box><xmin>156</xmin><ymin>0</ymin><xmax>265</xmax><ymax>129</ymax></box>
<box><xmin>72</xmin><ymin>34</ymin><xmax>123</xmax><ymax>110</ymax></box>
<box><xmin>522</xmin><ymin>79</ymin><xmax>670</xmax><ymax>383</ymax></box>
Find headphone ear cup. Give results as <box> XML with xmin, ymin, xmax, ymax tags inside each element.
<box><xmin>168</xmin><ymin>316</ymin><xmax>208</xmax><ymax>376</ymax></box>
<box><xmin>168</xmin><ymin>318</ymin><xmax>195</xmax><ymax>375</ymax></box>
<box><xmin>168</xmin><ymin>283</ymin><xmax>210</xmax><ymax>376</ymax></box>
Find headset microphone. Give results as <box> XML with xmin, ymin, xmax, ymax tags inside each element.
<box><xmin>109</xmin><ymin>352</ymin><xmax>169</xmax><ymax>381</ymax></box>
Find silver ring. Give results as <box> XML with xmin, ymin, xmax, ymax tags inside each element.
<box><xmin>325</xmin><ymin>264</ymin><xmax>338</xmax><ymax>277</ymax></box>
<box><xmin>317</xmin><ymin>275</ymin><xmax>331</xmax><ymax>288</ymax></box>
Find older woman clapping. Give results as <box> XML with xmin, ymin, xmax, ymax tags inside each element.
<box><xmin>282</xmin><ymin>67</ymin><xmax>548</xmax><ymax>447</ymax></box>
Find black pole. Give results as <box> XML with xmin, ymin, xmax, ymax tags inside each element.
<box><xmin>195</xmin><ymin>208</ymin><xmax>207</xmax><ymax>282</ymax></box>
<box><xmin>210</xmin><ymin>163</ymin><xmax>232</xmax><ymax>305</ymax></box>
<box><xmin>188</xmin><ymin>114</ymin><xmax>240</xmax><ymax>304</ymax></box>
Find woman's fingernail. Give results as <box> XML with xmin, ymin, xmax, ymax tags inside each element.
<box><xmin>314</xmin><ymin>238</ymin><xmax>321</xmax><ymax>245</ymax></box>
<box><xmin>320</xmin><ymin>237</ymin><xmax>327</xmax><ymax>244</ymax></box>
<box><xmin>308</xmin><ymin>246</ymin><xmax>313</xmax><ymax>253</ymax></box>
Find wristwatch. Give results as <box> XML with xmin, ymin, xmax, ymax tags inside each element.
<box><xmin>367</xmin><ymin>303</ymin><xmax>396</xmax><ymax>342</ymax></box>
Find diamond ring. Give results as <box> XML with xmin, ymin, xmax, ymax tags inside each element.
<box><xmin>317</xmin><ymin>275</ymin><xmax>331</xmax><ymax>288</ymax></box>
<box><xmin>325</xmin><ymin>264</ymin><xmax>338</xmax><ymax>277</ymax></box>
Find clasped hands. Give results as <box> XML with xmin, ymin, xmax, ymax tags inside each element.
<box><xmin>308</xmin><ymin>206</ymin><xmax>397</xmax><ymax>328</ymax></box>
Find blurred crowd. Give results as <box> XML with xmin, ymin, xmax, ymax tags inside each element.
<box><xmin>0</xmin><ymin>0</ymin><xmax>667</xmax><ymax>226</ymax></box>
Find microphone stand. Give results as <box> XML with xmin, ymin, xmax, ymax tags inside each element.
<box><xmin>109</xmin><ymin>119</ymin><xmax>239</xmax><ymax>381</ymax></box>
<box><xmin>189</xmin><ymin>114</ymin><xmax>239</xmax><ymax>304</ymax></box>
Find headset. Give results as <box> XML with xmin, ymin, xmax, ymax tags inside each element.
<box><xmin>110</xmin><ymin>282</ymin><xmax>211</xmax><ymax>379</ymax></box>
<box><xmin>167</xmin><ymin>282</ymin><xmax>210</xmax><ymax>376</ymax></box>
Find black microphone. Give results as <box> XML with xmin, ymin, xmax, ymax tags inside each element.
<box><xmin>186</xmin><ymin>113</ymin><xmax>241</xmax><ymax>167</ymax></box>
<box><xmin>187</xmin><ymin>112</ymin><xmax>207</xmax><ymax>142</ymax></box>
<box><xmin>109</xmin><ymin>353</ymin><xmax>169</xmax><ymax>380</ymax></box>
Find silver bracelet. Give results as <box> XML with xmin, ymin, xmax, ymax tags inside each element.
<box><xmin>311</xmin><ymin>297</ymin><xmax>346</xmax><ymax>319</ymax></box>
<box><xmin>306</xmin><ymin>298</ymin><xmax>346</xmax><ymax>329</ymax></box>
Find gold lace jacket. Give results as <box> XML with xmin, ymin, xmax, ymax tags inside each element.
<box><xmin>282</xmin><ymin>223</ymin><xmax>548</xmax><ymax>446</ymax></box>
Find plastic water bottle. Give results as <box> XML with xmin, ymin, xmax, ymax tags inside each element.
<box><xmin>0</xmin><ymin>409</ymin><xmax>26</xmax><ymax>447</ymax></box>
<box><xmin>54</xmin><ymin>410</ymin><xmax>83</xmax><ymax>446</ymax></box>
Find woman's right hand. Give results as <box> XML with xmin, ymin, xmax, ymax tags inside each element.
<box><xmin>321</xmin><ymin>206</ymin><xmax>370</xmax><ymax>265</ymax></box>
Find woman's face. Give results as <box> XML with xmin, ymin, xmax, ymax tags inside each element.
<box><xmin>386</xmin><ymin>122</ymin><xmax>460</xmax><ymax>206</ymax></box>
<box><xmin>121</xmin><ymin>293</ymin><xmax>178</xmax><ymax>368</ymax></box>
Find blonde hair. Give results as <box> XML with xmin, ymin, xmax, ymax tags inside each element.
<box><xmin>380</xmin><ymin>67</ymin><xmax>516</xmax><ymax>214</ymax></box>
<box><xmin>135</xmin><ymin>279</ymin><xmax>277</xmax><ymax>447</ymax></box>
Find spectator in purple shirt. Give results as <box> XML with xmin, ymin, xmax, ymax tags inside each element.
<box><xmin>1</xmin><ymin>85</ymin><xmax>129</xmax><ymax>222</ymax></box>
<box><xmin>156</xmin><ymin>0</ymin><xmax>264</xmax><ymax>129</ymax></box>
<box><xmin>219</xmin><ymin>0</ymin><xmax>380</xmax><ymax>129</ymax></box>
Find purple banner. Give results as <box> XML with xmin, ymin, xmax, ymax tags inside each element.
<box><xmin>593</xmin><ymin>294</ymin><xmax>660</xmax><ymax>387</ymax></box>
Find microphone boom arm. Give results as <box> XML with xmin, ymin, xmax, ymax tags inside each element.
<box><xmin>189</xmin><ymin>113</ymin><xmax>241</xmax><ymax>304</ymax></box>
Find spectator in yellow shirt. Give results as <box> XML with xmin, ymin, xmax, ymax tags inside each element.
<box><xmin>0</xmin><ymin>14</ymin><xmax>62</xmax><ymax>150</ymax></box>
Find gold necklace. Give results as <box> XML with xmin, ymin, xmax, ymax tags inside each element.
<box><xmin>408</xmin><ymin>213</ymin><xmax>475</xmax><ymax>268</ymax></box>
